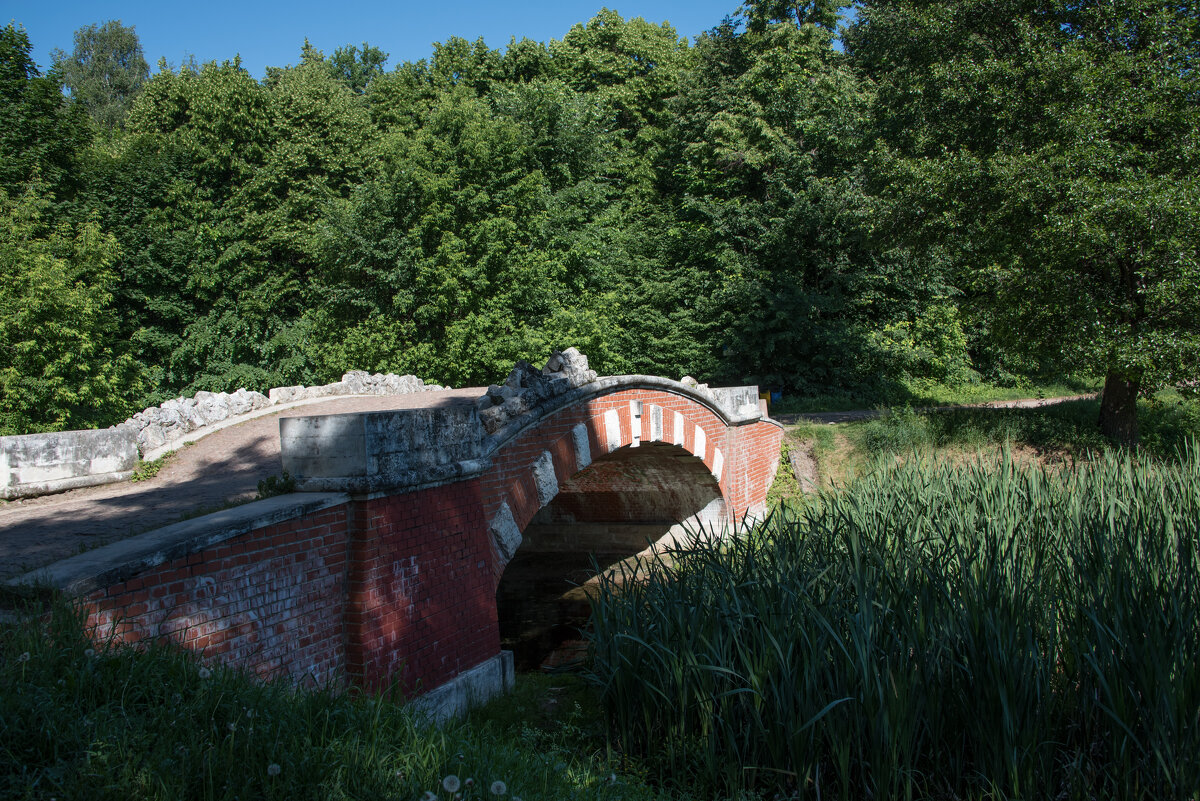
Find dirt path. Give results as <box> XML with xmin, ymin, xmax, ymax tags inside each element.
<box><xmin>0</xmin><ymin>389</ymin><xmax>485</xmax><ymax>582</ymax></box>
<box><xmin>773</xmin><ymin>394</ymin><xmax>1097</xmax><ymax>426</ymax></box>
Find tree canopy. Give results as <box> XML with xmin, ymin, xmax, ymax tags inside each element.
<box><xmin>1</xmin><ymin>5</ymin><xmax>1196</xmax><ymax>444</ymax></box>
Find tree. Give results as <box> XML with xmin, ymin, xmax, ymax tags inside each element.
<box><xmin>849</xmin><ymin>0</ymin><xmax>1200</xmax><ymax>445</ymax></box>
<box><xmin>0</xmin><ymin>184</ymin><xmax>142</xmax><ymax>433</ymax></box>
<box><xmin>0</xmin><ymin>23</ymin><xmax>90</xmax><ymax>198</ymax></box>
<box><xmin>328</xmin><ymin>42</ymin><xmax>388</xmax><ymax>94</ymax></box>
<box><xmin>51</xmin><ymin>20</ymin><xmax>149</xmax><ymax>131</ymax></box>
<box><xmin>654</xmin><ymin>4</ymin><xmax>938</xmax><ymax>394</ymax></box>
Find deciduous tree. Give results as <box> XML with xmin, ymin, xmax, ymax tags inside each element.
<box><xmin>849</xmin><ymin>0</ymin><xmax>1200</xmax><ymax>444</ymax></box>
<box><xmin>51</xmin><ymin>20</ymin><xmax>149</xmax><ymax>131</ymax></box>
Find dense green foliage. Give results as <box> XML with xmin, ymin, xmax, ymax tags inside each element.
<box><xmin>1</xmin><ymin>1</ymin><xmax>1196</xmax><ymax>438</ymax></box>
<box><xmin>588</xmin><ymin>447</ymin><xmax>1200</xmax><ymax>799</ymax></box>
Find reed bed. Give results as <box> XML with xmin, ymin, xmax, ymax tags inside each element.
<box><xmin>586</xmin><ymin>446</ymin><xmax>1200</xmax><ymax>800</ymax></box>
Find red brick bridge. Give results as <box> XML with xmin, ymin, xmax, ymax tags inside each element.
<box><xmin>11</xmin><ymin>357</ymin><xmax>782</xmax><ymax>717</ymax></box>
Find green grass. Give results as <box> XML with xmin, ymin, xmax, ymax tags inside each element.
<box><xmin>770</xmin><ymin>375</ymin><xmax>1100</xmax><ymax>415</ymax></box>
<box><xmin>130</xmin><ymin>455</ymin><xmax>168</xmax><ymax>482</ymax></box>
<box><xmin>587</xmin><ymin>446</ymin><xmax>1200</xmax><ymax>800</ymax></box>
<box><xmin>849</xmin><ymin>398</ymin><xmax>1108</xmax><ymax>459</ymax></box>
<box><xmin>846</xmin><ymin>396</ymin><xmax>1200</xmax><ymax>462</ymax></box>
<box><xmin>0</xmin><ymin>604</ymin><xmax>677</xmax><ymax>801</ymax></box>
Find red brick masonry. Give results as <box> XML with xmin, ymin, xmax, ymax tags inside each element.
<box><xmin>83</xmin><ymin>386</ymin><xmax>782</xmax><ymax>697</ymax></box>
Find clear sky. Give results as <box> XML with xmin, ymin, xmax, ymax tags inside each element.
<box><xmin>5</xmin><ymin>0</ymin><xmax>751</xmax><ymax>79</ymax></box>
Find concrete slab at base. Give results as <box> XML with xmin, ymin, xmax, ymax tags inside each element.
<box><xmin>410</xmin><ymin>651</ymin><xmax>515</xmax><ymax>723</ymax></box>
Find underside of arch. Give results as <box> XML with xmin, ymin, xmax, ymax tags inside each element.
<box><xmin>496</xmin><ymin>442</ymin><xmax>726</xmax><ymax>669</ymax></box>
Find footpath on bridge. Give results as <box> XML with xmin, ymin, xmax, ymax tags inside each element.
<box><xmin>0</xmin><ymin>389</ymin><xmax>484</xmax><ymax>582</ymax></box>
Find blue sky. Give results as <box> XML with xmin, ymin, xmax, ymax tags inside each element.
<box><xmin>6</xmin><ymin>1</ymin><xmax>752</xmax><ymax>79</ymax></box>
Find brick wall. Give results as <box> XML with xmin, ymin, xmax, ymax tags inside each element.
<box><xmin>480</xmin><ymin>387</ymin><xmax>783</xmax><ymax>575</ymax></box>
<box><xmin>83</xmin><ymin>482</ymin><xmax>501</xmax><ymax>697</ymax></box>
<box><xmin>345</xmin><ymin>479</ymin><xmax>499</xmax><ymax>693</ymax></box>
<box><xmin>84</xmin><ymin>505</ymin><xmax>352</xmax><ymax>686</ymax></box>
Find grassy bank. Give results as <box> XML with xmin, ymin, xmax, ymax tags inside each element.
<box><xmin>773</xmin><ymin>395</ymin><xmax>1200</xmax><ymax>496</ymax></box>
<box><xmin>588</xmin><ymin>447</ymin><xmax>1200</xmax><ymax>800</ymax></box>
<box><xmin>0</xmin><ymin>604</ymin><xmax>669</xmax><ymax>801</ymax></box>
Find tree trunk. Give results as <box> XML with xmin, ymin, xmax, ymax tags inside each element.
<box><xmin>1098</xmin><ymin>370</ymin><xmax>1140</xmax><ymax>447</ymax></box>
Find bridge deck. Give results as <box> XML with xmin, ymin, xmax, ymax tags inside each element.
<box><xmin>0</xmin><ymin>389</ymin><xmax>485</xmax><ymax>582</ymax></box>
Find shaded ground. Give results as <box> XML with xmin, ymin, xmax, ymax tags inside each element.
<box><xmin>0</xmin><ymin>389</ymin><xmax>484</xmax><ymax>581</ymax></box>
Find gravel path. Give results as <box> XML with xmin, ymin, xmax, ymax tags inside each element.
<box><xmin>0</xmin><ymin>389</ymin><xmax>485</xmax><ymax>581</ymax></box>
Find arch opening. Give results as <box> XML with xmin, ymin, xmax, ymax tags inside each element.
<box><xmin>496</xmin><ymin>442</ymin><xmax>725</xmax><ymax>671</ymax></box>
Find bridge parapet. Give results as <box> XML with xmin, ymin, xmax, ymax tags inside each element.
<box><xmin>36</xmin><ymin>352</ymin><xmax>782</xmax><ymax>718</ymax></box>
<box><xmin>282</xmin><ymin>350</ymin><xmax>771</xmax><ymax>498</ymax></box>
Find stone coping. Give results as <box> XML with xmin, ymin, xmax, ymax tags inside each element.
<box><xmin>484</xmin><ymin>374</ymin><xmax>782</xmax><ymax>457</ymax></box>
<box><xmin>4</xmin><ymin>492</ymin><xmax>350</xmax><ymax>598</ymax></box>
<box><xmin>141</xmin><ymin>393</ymin><xmax>440</xmax><ymax>462</ymax></box>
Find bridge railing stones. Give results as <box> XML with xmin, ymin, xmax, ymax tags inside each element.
<box><xmin>1</xmin><ymin>370</ymin><xmax>445</xmax><ymax>500</ymax></box>
<box><xmin>281</xmin><ymin>373</ymin><xmax>772</xmax><ymax>497</ymax></box>
<box><xmin>1</xmin><ymin>427</ymin><xmax>139</xmax><ymax>500</ymax></box>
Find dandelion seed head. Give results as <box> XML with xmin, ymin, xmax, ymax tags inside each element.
<box><xmin>84</xmin><ymin>648</ymin><xmax>95</xmax><ymax>658</ymax></box>
<box><xmin>267</xmin><ymin>763</ymin><xmax>281</xmax><ymax>776</ymax></box>
<box><xmin>227</xmin><ymin>722</ymin><xmax>236</xmax><ymax>732</ymax></box>
<box><xmin>197</xmin><ymin>666</ymin><xmax>212</xmax><ymax>679</ymax></box>
<box><xmin>442</xmin><ymin>774</ymin><xmax>461</xmax><ymax>793</ymax></box>
<box><xmin>17</xmin><ymin>652</ymin><xmax>30</xmax><ymax>663</ymax></box>
<box><xmin>490</xmin><ymin>779</ymin><xmax>507</xmax><ymax>796</ymax></box>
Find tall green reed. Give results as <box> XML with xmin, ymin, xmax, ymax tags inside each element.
<box><xmin>586</xmin><ymin>445</ymin><xmax>1200</xmax><ymax>800</ymax></box>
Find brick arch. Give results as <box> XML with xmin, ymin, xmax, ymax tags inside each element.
<box><xmin>477</xmin><ymin>383</ymin><xmax>778</xmax><ymax>581</ymax></box>
<box><xmin>66</xmin><ymin>374</ymin><xmax>782</xmax><ymax>714</ymax></box>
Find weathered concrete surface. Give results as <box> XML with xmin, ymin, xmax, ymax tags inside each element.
<box><xmin>282</xmin><ymin>405</ymin><xmax>487</xmax><ymax>493</ymax></box>
<box><xmin>5</xmin><ymin>492</ymin><xmax>350</xmax><ymax>597</ymax></box>
<box><xmin>409</xmin><ymin>651</ymin><xmax>515</xmax><ymax>722</ymax></box>
<box><xmin>2</xmin><ymin>428</ymin><xmax>138</xmax><ymax>500</ymax></box>
<box><xmin>0</xmin><ymin>390</ymin><xmax>484</xmax><ymax>581</ymax></box>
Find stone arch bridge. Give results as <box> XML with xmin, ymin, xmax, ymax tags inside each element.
<box><xmin>15</xmin><ymin>352</ymin><xmax>782</xmax><ymax>717</ymax></box>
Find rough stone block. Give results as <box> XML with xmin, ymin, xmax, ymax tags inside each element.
<box><xmin>572</xmin><ymin>423</ymin><xmax>592</xmax><ymax>472</ymax></box>
<box><xmin>533</xmin><ymin>450</ymin><xmax>559</xmax><ymax>508</ymax></box>
<box><xmin>603</xmin><ymin>409</ymin><xmax>622</xmax><ymax>452</ymax></box>
<box><xmin>489</xmin><ymin>502</ymin><xmax>523</xmax><ymax>562</ymax></box>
